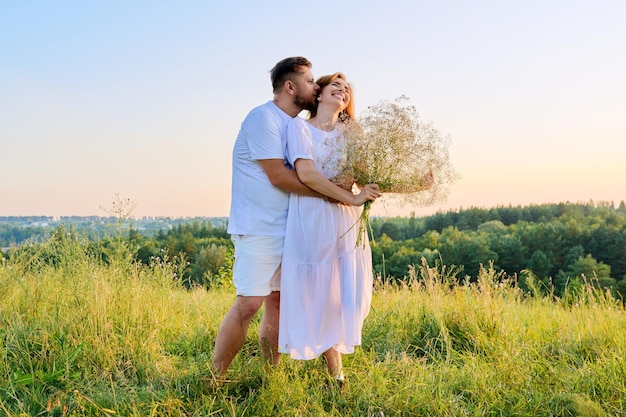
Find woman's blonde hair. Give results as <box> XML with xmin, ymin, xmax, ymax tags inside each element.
<box><xmin>310</xmin><ymin>72</ymin><xmax>355</xmax><ymax>122</ymax></box>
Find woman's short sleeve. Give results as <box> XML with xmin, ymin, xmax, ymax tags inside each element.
<box><xmin>285</xmin><ymin>118</ymin><xmax>314</xmax><ymax>167</ymax></box>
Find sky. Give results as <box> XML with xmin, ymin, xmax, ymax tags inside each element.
<box><xmin>2</xmin><ymin>0</ymin><xmax>625</xmax><ymax>218</ymax></box>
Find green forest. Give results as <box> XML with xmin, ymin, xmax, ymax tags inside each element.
<box><xmin>2</xmin><ymin>201</ymin><xmax>625</xmax><ymax>298</ymax></box>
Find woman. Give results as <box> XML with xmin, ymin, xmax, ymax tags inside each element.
<box><xmin>278</xmin><ymin>72</ymin><xmax>380</xmax><ymax>383</ymax></box>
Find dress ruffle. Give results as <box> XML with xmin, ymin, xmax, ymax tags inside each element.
<box><xmin>278</xmin><ymin>196</ymin><xmax>373</xmax><ymax>360</ymax></box>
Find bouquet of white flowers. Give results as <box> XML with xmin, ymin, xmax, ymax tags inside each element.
<box><xmin>333</xmin><ymin>96</ymin><xmax>459</xmax><ymax>246</ymax></box>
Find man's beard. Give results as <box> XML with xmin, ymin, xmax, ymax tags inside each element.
<box><xmin>294</xmin><ymin>92</ymin><xmax>317</xmax><ymax>112</ymax></box>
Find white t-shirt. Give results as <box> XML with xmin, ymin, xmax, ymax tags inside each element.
<box><xmin>228</xmin><ymin>100</ymin><xmax>295</xmax><ymax>236</ymax></box>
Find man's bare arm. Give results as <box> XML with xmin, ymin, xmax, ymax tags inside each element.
<box><xmin>258</xmin><ymin>159</ymin><xmax>323</xmax><ymax>197</ymax></box>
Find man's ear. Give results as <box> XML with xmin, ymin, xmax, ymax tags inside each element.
<box><xmin>284</xmin><ymin>80</ymin><xmax>295</xmax><ymax>95</ymax></box>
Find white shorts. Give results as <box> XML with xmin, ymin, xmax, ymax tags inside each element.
<box><xmin>231</xmin><ymin>234</ymin><xmax>283</xmax><ymax>296</ymax></box>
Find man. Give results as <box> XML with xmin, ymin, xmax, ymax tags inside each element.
<box><xmin>212</xmin><ymin>56</ymin><xmax>322</xmax><ymax>380</ymax></box>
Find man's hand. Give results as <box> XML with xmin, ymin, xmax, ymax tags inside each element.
<box><xmin>325</xmin><ymin>173</ymin><xmax>355</xmax><ymax>204</ymax></box>
<box><xmin>323</xmin><ymin>195</ymin><xmax>344</xmax><ymax>204</ymax></box>
<box><xmin>330</xmin><ymin>173</ymin><xmax>356</xmax><ymax>192</ymax></box>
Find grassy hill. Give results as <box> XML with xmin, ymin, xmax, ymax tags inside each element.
<box><xmin>1</xmin><ymin>233</ymin><xmax>624</xmax><ymax>416</ymax></box>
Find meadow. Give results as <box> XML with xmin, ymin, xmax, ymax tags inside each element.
<box><xmin>0</xmin><ymin>231</ymin><xmax>624</xmax><ymax>416</ymax></box>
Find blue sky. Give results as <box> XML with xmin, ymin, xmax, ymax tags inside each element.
<box><xmin>2</xmin><ymin>1</ymin><xmax>625</xmax><ymax>217</ymax></box>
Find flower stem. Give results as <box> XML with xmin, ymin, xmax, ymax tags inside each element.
<box><xmin>356</xmin><ymin>200</ymin><xmax>373</xmax><ymax>247</ymax></box>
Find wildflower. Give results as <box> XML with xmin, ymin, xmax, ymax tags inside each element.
<box><xmin>332</xmin><ymin>96</ymin><xmax>459</xmax><ymax>245</ymax></box>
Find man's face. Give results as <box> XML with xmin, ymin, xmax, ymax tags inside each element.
<box><xmin>293</xmin><ymin>67</ymin><xmax>319</xmax><ymax>111</ymax></box>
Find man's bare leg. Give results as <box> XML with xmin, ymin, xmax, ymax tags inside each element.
<box><xmin>212</xmin><ymin>296</ymin><xmax>264</xmax><ymax>380</ymax></box>
<box><xmin>259</xmin><ymin>291</ymin><xmax>281</xmax><ymax>365</ymax></box>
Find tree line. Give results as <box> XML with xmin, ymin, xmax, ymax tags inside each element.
<box><xmin>369</xmin><ymin>201</ymin><xmax>626</xmax><ymax>296</ymax></box>
<box><xmin>3</xmin><ymin>201</ymin><xmax>625</xmax><ymax>298</ymax></box>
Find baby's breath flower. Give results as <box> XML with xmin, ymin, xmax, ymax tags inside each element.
<box><xmin>331</xmin><ymin>96</ymin><xmax>460</xmax><ymax>245</ymax></box>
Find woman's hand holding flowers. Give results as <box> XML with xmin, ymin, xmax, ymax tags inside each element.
<box><xmin>353</xmin><ymin>183</ymin><xmax>381</xmax><ymax>206</ymax></box>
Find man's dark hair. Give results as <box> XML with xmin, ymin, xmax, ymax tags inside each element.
<box><xmin>270</xmin><ymin>56</ymin><xmax>312</xmax><ymax>93</ymax></box>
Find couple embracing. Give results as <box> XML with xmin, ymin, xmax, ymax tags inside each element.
<box><xmin>212</xmin><ymin>56</ymin><xmax>380</xmax><ymax>386</ymax></box>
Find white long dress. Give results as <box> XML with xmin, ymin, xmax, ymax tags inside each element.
<box><xmin>278</xmin><ymin>118</ymin><xmax>373</xmax><ymax>360</ymax></box>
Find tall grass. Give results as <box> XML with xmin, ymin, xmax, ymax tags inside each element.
<box><xmin>1</xmin><ymin>232</ymin><xmax>624</xmax><ymax>416</ymax></box>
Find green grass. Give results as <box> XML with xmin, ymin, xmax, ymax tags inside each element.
<box><xmin>1</xmin><ymin>234</ymin><xmax>624</xmax><ymax>416</ymax></box>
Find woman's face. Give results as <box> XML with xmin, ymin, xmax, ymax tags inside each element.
<box><xmin>320</xmin><ymin>78</ymin><xmax>351</xmax><ymax>111</ymax></box>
